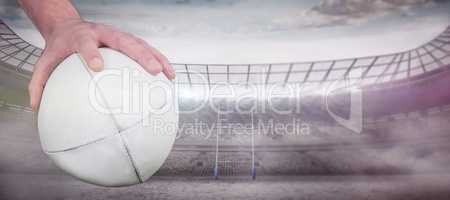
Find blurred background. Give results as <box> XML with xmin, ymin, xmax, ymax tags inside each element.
<box><xmin>1</xmin><ymin>0</ymin><xmax>450</xmax><ymax>199</ymax></box>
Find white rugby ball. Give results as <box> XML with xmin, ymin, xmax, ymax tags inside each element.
<box><xmin>38</xmin><ymin>48</ymin><xmax>178</xmax><ymax>186</ymax></box>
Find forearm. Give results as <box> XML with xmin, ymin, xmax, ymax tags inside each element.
<box><xmin>19</xmin><ymin>0</ymin><xmax>80</xmax><ymax>40</ymax></box>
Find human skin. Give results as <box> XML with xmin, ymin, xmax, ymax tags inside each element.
<box><xmin>19</xmin><ymin>0</ymin><xmax>176</xmax><ymax>111</ymax></box>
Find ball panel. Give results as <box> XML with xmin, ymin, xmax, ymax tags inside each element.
<box><xmin>39</xmin><ymin>48</ymin><xmax>179</xmax><ymax>186</ymax></box>
<box><xmin>89</xmin><ymin>48</ymin><xmax>177</xmax><ymax>131</ymax></box>
<box><xmin>87</xmin><ymin>48</ymin><xmax>144</xmax><ymax>131</ymax></box>
<box><xmin>47</xmin><ymin>134</ymin><xmax>140</xmax><ymax>187</ymax></box>
<box><xmin>88</xmin><ymin>48</ymin><xmax>179</xmax><ymax>182</ymax></box>
<box><xmin>38</xmin><ymin>53</ymin><xmax>119</xmax><ymax>152</ymax></box>
<box><xmin>121</xmin><ymin>110</ymin><xmax>178</xmax><ymax>181</ymax></box>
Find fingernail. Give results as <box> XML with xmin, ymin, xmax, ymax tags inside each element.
<box><xmin>166</xmin><ymin>66</ymin><xmax>175</xmax><ymax>78</ymax></box>
<box><xmin>30</xmin><ymin>101</ymin><xmax>37</xmax><ymax>111</ymax></box>
<box><xmin>170</xmin><ymin>71</ymin><xmax>176</xmax><ymax>79</ymax></box>
<box><xmin>89</xmin><ymin>58</ymin><xmax>103</xmax><ymax>71</ymax></box>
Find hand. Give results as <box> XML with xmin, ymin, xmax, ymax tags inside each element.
<box><xmin>29</xmin><ymin>19</ymin><xmax>175</xmax><ymax>111</ymax></box>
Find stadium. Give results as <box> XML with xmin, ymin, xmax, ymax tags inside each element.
<box><xmin>1</xmin><ymin>2</ymin><xmax>450</xmax><ymax>199</ymax></box>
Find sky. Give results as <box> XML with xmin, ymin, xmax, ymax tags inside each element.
<box><xmin>0</xmin><ymin>0</ymin><xmax>449</xmax><ymax>63</ymax></box>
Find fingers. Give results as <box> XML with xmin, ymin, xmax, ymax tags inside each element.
<box><xmin>137</xmin><ymin>38</ymin><xmax>176</xmax><ymax>80</ymax></box>
<box><xmin>78</xmin><ymin>38</ymin><xmax>103</xmax><ymax>72</ymax></box>
<box><xmin>28</xmin><ymin>49</ymin><xmax>63</xmax><ymax>111</ymax></box>
<box><xmin>100</xmin><ymin>31</ymin><xmax>162</xmax><ymax>75</ymax></box>
<box><xmin>153</xmin><ymin>50</ymin><xmax>175</xmax><ymax>80</ymax></box>
<box><xmin>97</xmin><ymin>27</ymin><xmax>174</xmax><ymax>80</ymax></box>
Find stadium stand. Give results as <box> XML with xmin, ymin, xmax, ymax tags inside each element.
<box><xmin>1</xmin><ymin>20</ymin><xmax>450</xmax><ymax>177</ymax></box>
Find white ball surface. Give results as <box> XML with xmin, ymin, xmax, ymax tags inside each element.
<box><xmin>38</xmin><ymin>48</ymin><xmax>178</xmax><ymax>186</ymax></box>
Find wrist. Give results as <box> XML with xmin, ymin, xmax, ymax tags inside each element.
<box><xmin>19</xmin><ymin>0</ymin><xmax>81</xmax><ymax>41</ymax></box>
<box><xmin>43</xmin><ymin>18</ymin><xmax>82</xmax><ymax>41</ymax></box>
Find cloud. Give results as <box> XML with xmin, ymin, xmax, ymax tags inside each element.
<box><xmin>271</xmin><ymin>0</ymin><xmax>448</xmax><ymax>28</ymax></box>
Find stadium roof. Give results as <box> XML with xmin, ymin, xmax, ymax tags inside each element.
<box><xmin>0</xmin><ymin>20</ymin><xmax>449</xmax><ymax>88</ymax></box>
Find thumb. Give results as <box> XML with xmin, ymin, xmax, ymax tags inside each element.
<box><xmin>29</xmin><ymin>49</ymin><xmax>62</xmax><ymax>111</ymax></box>
<box><xmin>78</xmin><ymin>40</ymin><xmax>103</xmax><ymax>72</ymax></box>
